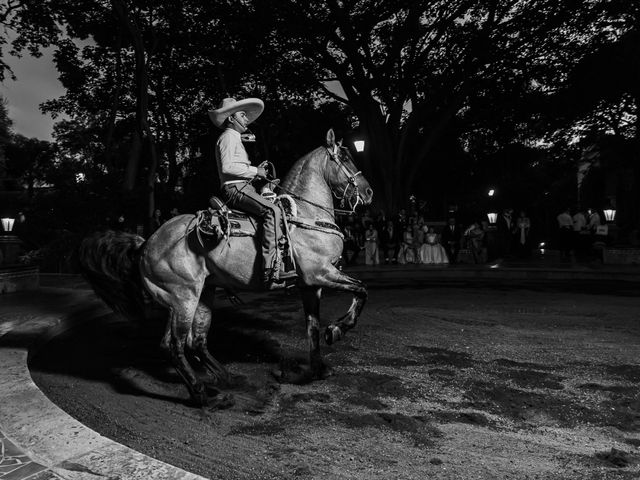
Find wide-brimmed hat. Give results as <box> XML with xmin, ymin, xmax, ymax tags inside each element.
<box><xmin>208</xmin><ymin>97</ymin><xmax>264</xmax><ymax>128</ymax></box>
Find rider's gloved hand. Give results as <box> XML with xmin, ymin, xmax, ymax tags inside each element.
<box><xmin>256</xmin><ymin>166</ymin><xmax>268</xmax><ymax>178</ymax></box>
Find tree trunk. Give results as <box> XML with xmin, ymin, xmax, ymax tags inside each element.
<box><xmin>123</xmin><ymin>130</ymin><xmax>141</xmax><ymax>191</ymax></box>
<box><xmin>112</xmin><ymin>0</ymin><xmax>159</xmax><ymax>236</ymax></box>
<box><xmin>103</xmin><ymin>31</ymin><xmax>122</xmax><ymax>173</ymax></box>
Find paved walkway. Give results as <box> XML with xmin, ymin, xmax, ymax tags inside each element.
<box><xmin>0</xmin><ymin>288</ymin><xmax>206</xmax><ymax>480</ymax></box>
<box><xmin>1</xmin><ymin>258</ymin><xmax>639</xmax><ymax>480</ymax></box>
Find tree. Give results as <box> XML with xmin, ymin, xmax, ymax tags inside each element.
<box><xmin>4</xmin><ymin>133</ymin><xmax>56</xmax><ymax>198</ymax></box>
<box><xmin>0</xmin><ymin>95</ymin><xmax>12</xmax><ymax>181</ymax></box>
<box><xmin>233</xmin><ymin>0</ymin><xmax>632</xmax><ymax>214</ymax></box>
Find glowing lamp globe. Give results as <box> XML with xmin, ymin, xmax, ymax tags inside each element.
<box><xmin>354</xmin><ymin>140</ymin><xmax>365</xmax><ymax>153</ymax></box>
<box><xmin>487</xmin><ymin>212</ymin><xmax>497</xmax><ymax>224</ymax></box>
<box><xmin>603</xmin><ymin>209</ymin><xmax>616</xmax><ymax>222</ymax></box>
<box><xmin>1</xmin><ymin>218</ymin><xmax>15</xmax><ymax>232</ymax></box>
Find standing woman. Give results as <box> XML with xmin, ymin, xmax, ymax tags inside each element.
<box><xmin>364</xmin><ymin>223</ymin><xmax>380</xmax><ymax>265</ymax></box>
<box><xmin>413</xmin><ymin>220</ymin><xmax>425</xmax><ymax>264</ymax></box>
<box><xmin>398</xmin><ymin>224</ymin><xmax>415</xmax><ymax>264</ymax></box>
<box><xmin>515</xmin><ymin>210</ymin><xmax>531</xmax><ymax>258</ymax></box>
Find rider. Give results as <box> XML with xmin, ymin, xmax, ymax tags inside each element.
<box><xmin>209</xmin><ymin>97</ymin><xmax>297</xmax><ymax>289</ymax></box>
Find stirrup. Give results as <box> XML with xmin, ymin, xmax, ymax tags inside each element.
<box><xmin>278</xmin><ymin>270</ymin><xmax>298</xmax><ymax>280</ymax></box>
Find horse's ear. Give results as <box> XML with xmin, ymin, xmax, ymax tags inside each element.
<box><xmin>326</xmin><ymin>129</ymin><xmax>336</xmax><ymax>148</ymax></box>
<box><xmin>338</xmin><ymin>138</ymin><xmax>343</xmax><ymax>147</ymax></box>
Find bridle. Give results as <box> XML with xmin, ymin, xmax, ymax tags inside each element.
<box><xmin>270</xmin><ymin>145</ymin><xmax>365</xmax><ymax>217</ymax></box>
<box><xmin>326</xmin><ymin>144</ymin><xmax>364</xmax><ymax>213</ymax></box>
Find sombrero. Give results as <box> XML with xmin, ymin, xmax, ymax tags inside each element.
<box><xmin>208</xmin><ymin>97</ymin><xmax>264</xmax><ymax>128</ymax></box>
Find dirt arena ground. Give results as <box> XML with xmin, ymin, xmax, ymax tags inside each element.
<box><xmin>30</xmin><ymin>282</ymin><xmax>640</xmax><ymax>479</ymax></box>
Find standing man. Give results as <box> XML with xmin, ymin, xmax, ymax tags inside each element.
<box><xmin>209</xmin><ymin>97</ymin><xmax>296</xmax><ymax>289</ymax></box>
<box><xmin>557</xmin><ymin>206</ymin><xmax>573</xmax><ymax>260</ymax></box>
<box><xmin>572</xmin><ymin>207</ymin><xmax>588</xmax><ymax>260</ymax></box>
<box><xmin>441</xmin><ymin>217</ymin><xmax>462</xmax><ymax>264</ymax></box>
<box><xmin>495</xmin><ymin>208</ymin><xmax>514</xmax><ymax>260</ymax></box>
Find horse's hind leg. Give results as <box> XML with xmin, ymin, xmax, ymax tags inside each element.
<box><xmin>166</xmin><ymin>299</ymin><xmax>208</xmax><ymax>406</ymax></box>
<box><xmin>191</xmin><ymin>287</ymin><xmax>230</xmax><ymax>385</ymax></box>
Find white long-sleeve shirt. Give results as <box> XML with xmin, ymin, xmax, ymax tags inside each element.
<box><xmin>215</xmin><ymin>128</ymin><xmax>258</xmax><ymax>186</ymax></box>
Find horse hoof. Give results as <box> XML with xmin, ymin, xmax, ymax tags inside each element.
<box><xmin>312</xmin><ymin>363</ymin><xmax>334</xmax><ymax>380</ymax></box>
<box><xmin>324</xmin><ymin>325</ymin><xmax>342</xmax><ymax>345</ymax></box>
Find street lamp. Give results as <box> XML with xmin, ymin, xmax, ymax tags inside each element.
<box><xmin>487</xmin><ymin>212</ymin><xmax>497</xmax><ymax>224</ymax></box>
<box><xmin>603</xmin><ymin>208</ymin><xmax>616</xmax><ymax>222</ymax></box>
<box><xmin>1</xmin><ymin>218</ymin><xmax>15</xmax><ymax>233</ymax></box>
<box><xmin>488</xmin><ymin>189</ymin><xmax>495</xmax><ymax>197</ymax></box>
<box><xmin>354</xmin><ymin>140</ymin><xmax>365</xmax><ymax>153</ymax></box>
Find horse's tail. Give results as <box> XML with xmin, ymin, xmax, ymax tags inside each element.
<box><xmin>78</xmin><ymin>230</ymin><xmax>147</xmax><ymax>321</ymax></box>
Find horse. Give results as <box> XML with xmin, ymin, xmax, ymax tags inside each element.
<box><xmin>79</xmin><ymin>128</ymin><xmax>373</xmax><ymax>407</ymax></box>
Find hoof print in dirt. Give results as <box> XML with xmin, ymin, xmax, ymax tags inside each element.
<box><xmin>273</xmin><ymin>357</ymin><xmax>333</xmax><ymax>385</ymax></box>
<box><xmin>594</xmin><ymin>448</ymin><xmax>635</xmax><ymax>468</ymax></box>
<box><xmin>205</xmin><ymin>393</ymin><xmax>235</xmax><ymax>411</ymax></box>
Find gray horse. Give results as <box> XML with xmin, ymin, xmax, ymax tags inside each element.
<box><xmin>79</xmin><ymin>129</ymin><xmax>373</xmax><ymax>406</ymax></box>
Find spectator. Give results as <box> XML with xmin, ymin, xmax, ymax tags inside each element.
<box><xmin>395</xmin><ymin>209</ymin><xmax>408</xmax><ymax>230</ymax></box>
<box><xmin>441</xmin><ymin>217</ymin><xmax>462</xmax><ymax>264</ymax></box>
<box><xmin>152</xmin><ymin>209</ymin><xmax>165</xmax><ymax>232</ymax></box>
<box><xmin>587</xmin><ymin>208</ymin><xmax>601</xmax><ymax>233</ymax></box>
<box><xmin>398</xmin><ymin>224</ymin><xmax>415</xmax><ymax>264</ymax></box>
<box><xmin>495</xmin><ymin>208</ymin><xmax>514</xmax><ymax>259</ymax></box>
<box><xmin>169</xmin><ymin>207</ymin><xmax>180</xmax><ymax>217</ymax></box>
<box><xmin>361</xmin><ymin>209</ymin><xmax>374</xmax><ymax>230</ymax></box>
<box><xmin>514</xmin><ymin>210</ymin><xmax>531</xmax><ymax>258</ymax></box>
<box><xmin>465</xmin><ymin>222</ymin><xmax>487</xmax><ymax>264</ymax></box>
<box><xmin>342</xmin><ymin>224</ymin><xmax>360</xmax><ymax>265</ymax></box>
<box><xmin>364</xmin><ymin>223</ymin><xmax>379</xmax><ymax>265</ymax></box>
<box><xmin>557</xmin><ymin>207</ymin><xmax>573</xmax><ymax>260</ymax></box>
<box><xmin>380</xmin><ymin>220</ymin><xmax>400</xmax><ymax>264</ymax></box>
<box><xmin>572</xmin><ymin>207</ymin><xmax>588</xmax><ymax>260</ymax></box>
<box><xmin>421</xmin><ymin>226</ymin><xmax>449</xmax><ymax>264</ymax></box>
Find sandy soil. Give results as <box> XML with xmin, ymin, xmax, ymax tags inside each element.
<box><xmin>30</xmin><ymin>282</ymin><xmax>640</xmax><ymax>479</ymax></box>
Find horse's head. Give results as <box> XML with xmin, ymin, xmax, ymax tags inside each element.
<box><xmin>324</xmin><ymin>129</ymin><xmax>373</xmax><ymax>211</ymax></box>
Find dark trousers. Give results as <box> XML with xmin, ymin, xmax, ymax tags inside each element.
<box><xmin>222</xmin><ymin>181</ymin><xmax>281</xmax><ymax>271</ymax></box>
<box><xmin>558</xmin><ymin>227</ymin><xmax>572</xmax><ymax>258</ymax></box>
<box><xmin>382</xmin><ymin>243</ymin><xmax>398</xmax><ymax>262</ymax></box>
<box><xmin>445</xmin><ymin>242</ymin><xmax>459</xmax><ymax>263</ymax></box>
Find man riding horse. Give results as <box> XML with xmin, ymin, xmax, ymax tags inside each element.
<box><xmin>209</xmin><ymin>97</ymin><xmax>297</xmax><ymax>290</ymax></box>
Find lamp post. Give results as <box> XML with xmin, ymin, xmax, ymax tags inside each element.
<box><xmin>0</xmin><ymin>216</ymin><xmax>20</xmax><ymax>266</ymax></box>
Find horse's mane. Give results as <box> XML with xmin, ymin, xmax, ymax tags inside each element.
<box><xmin>282</xmin><ymin>146</ymin><xmax>326</xmax><ymax>191</ymax></box>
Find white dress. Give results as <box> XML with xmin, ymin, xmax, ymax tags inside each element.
<box><xmin>420</xmin><ymin>233</ymin><xmax>449</xmax><ymax>264</ymax></box>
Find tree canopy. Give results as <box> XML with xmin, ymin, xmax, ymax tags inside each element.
<box><xmin>0</xmin><ymin>0</ymin><xmax>638</xmax><ymax>235</ymax></box>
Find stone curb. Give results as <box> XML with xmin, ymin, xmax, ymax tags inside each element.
<box><xmin>0</xmin><ymin>288</ymin><xmax>209</xmax><ymax>480</ymax></box>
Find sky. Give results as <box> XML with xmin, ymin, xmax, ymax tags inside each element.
<box><xmin>1</xmin><ymin>45</ymin><xmax>64</xmax><ymax>141</ymax></box>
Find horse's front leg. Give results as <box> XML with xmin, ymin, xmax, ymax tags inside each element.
<box><xmin>301</xmin><ymin>286</ymin><xmax>327</xmax><ymax>378</ymax></box>
<box><xmin>313</xmin><ymin>268</ymin><xmax>368</xmax><ymax>345</ymax></box>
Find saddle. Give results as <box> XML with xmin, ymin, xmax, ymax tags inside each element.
<box><xmin>196</xmin><ymin>194</ymin><xmax>296</xmax><ymax>275</ymax></box>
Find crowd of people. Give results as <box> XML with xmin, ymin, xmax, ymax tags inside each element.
<box><xmin>556</xmin><ymin>206</ymin><xmax>608</xmax><ymax>261</ymax></box>
<box><xmin>338</xmin><ymin>207</ymin><xmax>533</xmax><ymax>267</ymax></box>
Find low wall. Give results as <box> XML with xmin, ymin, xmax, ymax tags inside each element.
<box><xmin>603</xmin><ymin>248</ymin><xmax>640</xmax><ymax>265</ymax></box>
<box><xmin>0</xmin><ymin>265</ymin><xmax>39</xmax><ymax>294</ymax></box>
